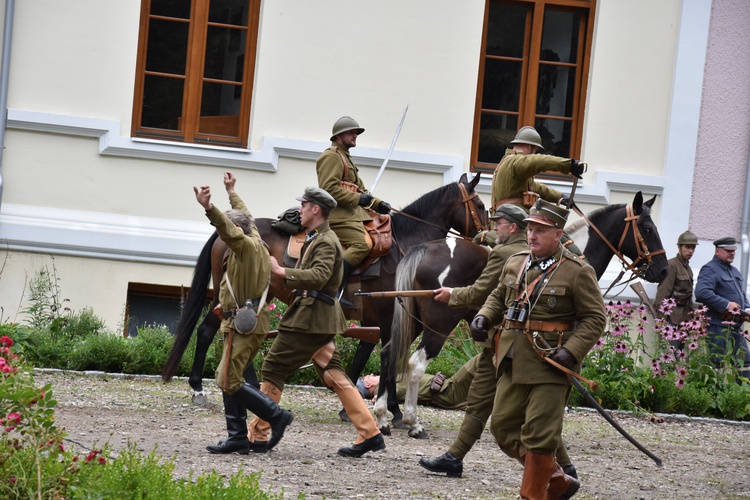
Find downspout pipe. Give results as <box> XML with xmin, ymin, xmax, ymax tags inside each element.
<box><xmin>0</xmin><ymin>0</ymin><xmax>15</xmax><ymax>208</ymax></box>
<box><xmin>742</xmin><ymin>145</ymin><xmax>750</xmax><ymax>291</ymax></box>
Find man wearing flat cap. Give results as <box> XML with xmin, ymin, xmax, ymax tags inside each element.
<box><xmin>468</xmin><ymin>199</ymin><xmax>606</xmax><ymax>498</ymax></box>
<box><xmin>249</xmin><ymin>187</ymin><xmax>386</xmax><ymax>458</ymax></box>
<box><xmin>317</xmin><ymin>116</ymin><xmax>393</xmax><ymax>294</ymax></box>
<box><xmin>695</xmin><ymin>237</ymin><xmax>750</xmax><ymax>381</ymax></box>
<box><xmin>421</xmin><ymin>203</ymin><xmax>577</xmax><ymax>479</ymax></box>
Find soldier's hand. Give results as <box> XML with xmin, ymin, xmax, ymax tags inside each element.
<box><xmin>469</xmin><ymin>315</ymin><xmax>490</xmax><ymax>342</ymax></box>
<box><xmin>549</xmin><ymin>347</ymin><xmax>577</xmax><ymax>370</ymax></box>
<box><xmin>570</xmin><ymin>159</ymin><xmax>585</xmax><ymax>179</ymax></box>
<box><xmin>377</xmin><ymin>201</ymin><xmax>392</xmax><ymax>214</ymax></box>
<box><xmin>559</xmin><ymin>194</ymin><xmax>571</xmax><ymax>207</ymax></box>
<box><xmin>358</xmin><ymin>193</ymin><xmax>374</xmax><ymax>208</ymax></box>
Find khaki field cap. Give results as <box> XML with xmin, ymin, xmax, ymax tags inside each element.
<box><xmin>330</xmin><ymin>116</ymin><xmax>365</xmax><ymax>141</ymax></box>
<box><xmin>296</xmin><ymin>187</ymin><xmax>337</xmax><ymax>212</ymax></box>
<box><xmin>713</xmin><ymin>236</ymin><xmax>737</xmax><ymax>249</ymax></box>
<box><xmin>677</xmin><ymin>230</ymin><xmax>698</xmax><ymax>246</ymax></box>
<box><xmin>510</xmin><ymin>126</ymin><xmax>544</xmax><ymax>149</ymax></box>
<box><xmin>524</xmin><ymin>199</ymin><xmax>569</xmax><ymax>229</ymax></box>
<box><xmin>490</xmin><ymin>203</ymin><xmax>528</xmax><ymax>228</ymax></box>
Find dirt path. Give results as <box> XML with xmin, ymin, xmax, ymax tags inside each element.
<box><xmin>37</xmin><ymin>370</ymin><xmax>750</xmax><ymax>499</ymax></box>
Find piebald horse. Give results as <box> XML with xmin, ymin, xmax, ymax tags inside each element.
<box><xmin>381</xmin><ymin>192</ymin><xmax>668</xmax><ymax>438</ymax></box>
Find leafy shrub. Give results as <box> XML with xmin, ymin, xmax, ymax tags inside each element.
<box><xmin>68</xmin><ymin>334</ymin><xmax>131</xmax><ymax>372</ymax></box>
<box><xmin>672</xmin><ymin>385</ymin><xmax>715</xmax><ymax>416</ymax></box>
<box><xmin>123</xmin><ymin>326</ymin><xmax>173</xmax><ymax>375</ymax></box>
<box><xmin>716</xmin><ymin>384</ymin><xmax>750</xmax><ymax>420</ymax></box>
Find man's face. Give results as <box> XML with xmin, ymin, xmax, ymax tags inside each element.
<box><xmin>527</xmin><ymin>221</ymin><xmax>562</xmax><ymax>258</ymax></box>
<box><xmin>716</xmin><ymin>247</ymin><xmax>736</xmax><ymax>264</ymax></box>
<box><xmin>363</xmin><ymin>374</ymin><xmax>380</xmax><ymax>399</ymax></box>
<box><xmin>493</xmin><ymin>218</ymin><xmax>513</xmax><ymax>245</ymax></box>
<box><xmin>678</xmin><ymin>244</ymin><xmax>695</xmax><ymax>261</ymax></box>
<box><xmin>299</xmin><ymin>201</ymin><xmax>316</xmax><ymax>228</ymax></box>
<box><xmin>338</xmin><ymin>130</ymin><xmax>358</xmax><ymax>149</ymax></box>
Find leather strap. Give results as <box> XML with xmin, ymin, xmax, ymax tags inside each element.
<box><xmin>504</xmin><ymin>320</ymin><xmax>572</xmax><ymax>332</ymax></box>
<box><xmin>430</xmin><ymin>372</ymin><xmax>447</xmax><ymax>406</ymax></box>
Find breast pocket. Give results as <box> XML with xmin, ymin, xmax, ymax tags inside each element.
<box><xmin>540</xmin><ymin>286</ymin><xmax>568</xmax><ymax>311</ymax></box>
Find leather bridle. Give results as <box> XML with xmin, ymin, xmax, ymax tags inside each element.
<box><xmin>572</xmin><ymin>203</ymin><xmax>666</xmax><ymax>293</ymax></box>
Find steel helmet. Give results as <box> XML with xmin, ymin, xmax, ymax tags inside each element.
<box><xmin>510</xmin><ymin>126</ymin><xmax>544</xmax><ymax>149</ymax></box>
<box><xmin>677</xmin><ymin>230</ymin><xmax>699</xmax><ymax>246</ymax></box>
<box><xmin>330</xmin><ymin>116</ymin><xmax>365</xmax><ymax>141</ymax></box>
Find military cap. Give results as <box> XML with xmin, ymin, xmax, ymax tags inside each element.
<box><xmin>713</xmin><ymin>236</ymin><xmax>737</xmax><ymax>249</ymax></box>
<box><xmin>677</xmin><ymin>230</ymin><xmax>698</xmax><ymax>246</ymax></box>
<box><xmin>524</xmin><ymin>199</ymin><xmax>569</xmax><ymax>229</ymax></box>
<box><xmin>490</xmin><ymin>203</ymin><xmax>528</xmax><ymax>228</ymax></box>
<box><xmin>296</xmin><ymin>187</ymin><xmax>337</xmax><ymax>212</ymax></box>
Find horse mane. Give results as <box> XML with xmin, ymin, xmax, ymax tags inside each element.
<box><xmin>392</xmin><ymin>182</ymin><xmax>459</xmax><ymax>234</ymax></box>
<box><xmin>565</xmin><ymin>201</ymin><xmax>652</xmax><ymax>239</ymax></box>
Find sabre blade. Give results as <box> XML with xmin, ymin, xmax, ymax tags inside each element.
<box><xmin>369</xmin><ymin>102</ymin><xmax>408</xmax><ymax>195</ymax></box>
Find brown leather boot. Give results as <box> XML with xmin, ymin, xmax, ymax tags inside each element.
<box><xmin>519</xmin><ymin>452</ymin><xmax>555</xmax><ymax>500</ymax></box>
<box><xmin>247</xmin><ymin>381</ymin><xmax>282</xmax><ymax>446</ymax></box>
<box><xmin>546</xmin><ymin>460</ymin><xmax>580</xmax><ymax>499</ymax></box>
<box><xmin>328</xmin><ymin>370</ymin><xmax>384</xmax><ymax>457</ymax></box>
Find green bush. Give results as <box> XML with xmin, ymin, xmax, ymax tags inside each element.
<box><xmin>716</xmin><ymin>384</ymin><xmax>750</xmax><ymax>420</ymax></box>
<box><xmin>672</xmin><ymin>384</ymin><xmax>715</xmax><ymax>416</ymax></box>
<box><xmin>68</xmin><ymin>334</ymin><xmax>131</xmax><ymax>372</ymax></box>
<box><xmin>123</xmin><ymin>326</ymin><xmax>173</xmax><ymax>375</ymax></box>
<box><xmin>24</xmin><ymin>329</ymin><xmax>75</xmax><ymax>369</ymax></box>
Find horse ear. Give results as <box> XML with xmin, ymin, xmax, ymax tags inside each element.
<box><xmin>468</xmin><ymin>172</ymin><xmax>481</xmax><ymax>190</ymax></box>
<box><xmin>458</xmin><ymin>173</ymin><xmax>468</xmax><ymax>185</ymax></box>
<box><xmin>644</xmin><ymin>194</ymin><xmax>657</xmax><ymax>208</ymax></box>
<box><xmin>632</xmin><ymin>191</ymin><xmax>644</xmax><ymax>214</ymax></box>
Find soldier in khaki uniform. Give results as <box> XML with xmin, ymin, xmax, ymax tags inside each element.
<box><xmin>250</xmin><ymin>187</ymin><xmax>386</xmax><ymax>458</ymax></box>
<box><xmin>472</xmin><ymin>200</ymin><xmax>606</xmax><ymax>499</ymax></box>
<box><xmin>654</xmin><ymin>230</ymin><xmax>697</xmax><ymax>330</ymax></box>
<box><xmin>194</xmin><ymin>172</ymin><xmax>293</xmax><ymax>455</ymax></box>
<box><xmin>420</xmin><ymin>204</ymin><xmax>575</xmax><ymax>479</ymax></box>
<box><xmin>357</xmin><ymin>353</ymin><xmax>482</xmax><ymax>409</ymax></box>
<box><xmin>317</xmin><ymin>116</ymin><xmax>392</xmax><ymax>287</ymax></box>
<box><xmin>490</xmin><ymin>126</ymin><xmax>585</xmax><ymax>212</ymax></box>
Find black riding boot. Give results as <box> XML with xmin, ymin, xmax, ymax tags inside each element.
<box><xmin>206</xmin><ymin>391</ymin><xmax>252</xmax><ymax>454</ymax></box>
<box><xmin>231</xmin><ymin>383</ymin><xmax>294</xmax><ymax>451</ymax></box>
<box><xmin>339</xmin><ymin>260</ymin><xmax>356</xmax><ymax>309</ymax></box>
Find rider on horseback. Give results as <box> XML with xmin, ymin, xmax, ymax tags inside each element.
<box><xmin>317</xmin><ymin>116</ymin><xmax>393</xmax><ymax>296</ymax></box>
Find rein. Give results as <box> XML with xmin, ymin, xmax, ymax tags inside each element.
<box><xmin>572</xmin><ymin>203</ymin><xmax>665</xmax><ymax>295</ymax></box>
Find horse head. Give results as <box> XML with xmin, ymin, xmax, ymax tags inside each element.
<box><xmin>447</xmin><ymin>172</ymin><xmax>487</xmax><ymax>237</ymax></box>
<box><xmin>627</xmin><ymin>192</ymin><xmax>668</xmax><ymax>283</ymax></box>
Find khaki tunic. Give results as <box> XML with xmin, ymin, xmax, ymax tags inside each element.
<box><xmin>316</xmin><ymin>146</ymin><xmax>382</xmax><ymax>264</ymax></box>
<box><xmin>491</xmin><ymin>149</ymin><xmax>573</xmax><ymax>210</ymax></box>
<box><xmin>205</xmin><ymin>193</ymin><xmax>270</xmax><ymax>393</ymax></box>
<box><xmin>654</xmin><ymin>254</ymin><xmax>694</xmax><ymax>324</ymax></box>
<box><xmin>394</xmin><ymin>354</ymin><xmax>481</xmax><ymax>409</ymax></box>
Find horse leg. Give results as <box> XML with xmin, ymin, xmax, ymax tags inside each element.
<box><xmin>403</xmin><ymin>348</ymin><xmax>430</xmax><ymax>439</ymax></box>
<box><xmin>189</xmin><ymin>312</ymin><xmax>221</xmax><ymax>405</ymax></box>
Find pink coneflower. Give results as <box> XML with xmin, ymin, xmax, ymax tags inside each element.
<box><xmin>688</xmin><ymin>342</ymin><xmax>699</xmax><ymax>351</ymax></box>
<box><xmin>677</xmin><ymin>366</ymin><xmax>688</xmax><ymax>378</ymax></box>
<box><xmin>592</xmin><ymin>338</ymin><xmax>604</xmax><ymax>350</ymax></box>
<box><xmin>614</xmin><ymin>342</ymin><xmax>629</xmax><ymax>353</ymax></box>
<box><xmin>675</xmin><ymin>378</ymin><xmax>686</xmax><ymax>389</ymax></box>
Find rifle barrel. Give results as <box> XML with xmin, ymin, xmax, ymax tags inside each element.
<box><xmin>354</xmin><ymin>290</ymin><xmax>436</xmax><ymax>298</ymax></box>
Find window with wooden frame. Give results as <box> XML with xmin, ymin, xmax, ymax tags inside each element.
<box><xmin>132</xmin><ymin>0</ymin><xmax>261</xmax><ymax>148</ymax></box>
<box><xmin>471</xmin><ymin>0</ymin><xmax>595</xmax><ymax>173</ymax></box>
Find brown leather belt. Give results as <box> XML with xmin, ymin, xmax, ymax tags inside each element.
<box><xmin>504</xmin><ymin>319</ymin><xmax>572</xmax><ymax>332</ymax></box>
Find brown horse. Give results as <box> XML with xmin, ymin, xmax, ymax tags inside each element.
<box><xmin>382</xmin><ymin>192</ymin><xmax>668</xmax><ymax>438</ymax></box>
<box><xmin>162</xmin><ymin>173</ymin><xmax>488</xmax><ymax>424</ymax></box>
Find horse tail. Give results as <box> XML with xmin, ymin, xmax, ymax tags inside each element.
<box><xmin>162</xmin><ymin>231</ymin><xmax>219</xmax><ymax>382</ymax></box>
<box><xmin>388</xmin><ymin>244</ymin><xmax>427</xmax><ymax>380</ymax></box>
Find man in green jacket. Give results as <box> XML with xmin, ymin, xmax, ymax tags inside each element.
<box><xmin>317</xmin><ymin>116</ymin><xmax>392</xmax><ymax>287</ymax></box>
<box><xmin>195</xmin><ymin>172</ymin><xmax>293</xmax><ymax>455</ymax></box>
<box><xmin>249</xmin><ymin>187</ymin><xmax>385</xmax><ymax>458</ymax></box>
<box><xmin>472</xmin><ymin>200</ymin><xmax>605</xmax><ymax>499</ymax></box>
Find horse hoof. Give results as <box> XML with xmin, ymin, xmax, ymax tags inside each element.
<box><xmin>192</xmin><ymin>392</ymin><xmax>209</xmax><ymax>405</ymax></box>
<box><xmin>409</xmin><ymin>429</ymin><xmax>429</xmax><ymax>440</ymax></box>
<box><xmin>392</xmin><ymin>419</ymin><xmax>410</xmax><ymax>430</ymax></box>
<box><xmin>379</xmin><ymin>425</ymin><xmax>391</xmax><ymax>436</ymax></box>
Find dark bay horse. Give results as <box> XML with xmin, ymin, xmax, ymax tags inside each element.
<box><xmin>380</xmin><ymin>191</ymin><xmax>668</xmax><ymax>437</ymax></box>
<box><xmin>162</xmin><ymin>173</ymin><xmax>488</xmax><ymax>424</ymax></box>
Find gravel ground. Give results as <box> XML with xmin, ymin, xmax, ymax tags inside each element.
<box><xmin>36</xmin><ymin>369</ymin><xmax>750</xmax><ymax>500</ymax></box>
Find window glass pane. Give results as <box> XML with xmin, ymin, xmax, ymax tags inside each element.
<box><xmin>209</xmin><ymin>0</ymin><xmax>248</xmax><ymax>26</ymax></box>
<box><xmin>478</xmin><ymin>113</ymin><xmax>518</xmax><ymax>164</ymax></box>
<box><xmin>535</xmin><ymin>118</ymin><xmax>571</xmax><ymax>158</ymax></box>
<box><xmin>541</xmin><ymin>9</ymin><xmax>580</xmax><ymax>64</ymax></box>
<box><xmin>146</xmin><ymin>19</ymin><xmax>189</xmax><ymax>75</ymax></box>
<box><xmin>536</xmin><ymin>64</ymin><xmax>575</xmax><ymax>118</ymax></box>
<box><xmin>142</xmin><ymin>75</ymin><xmax>184</xmax><ymax>130</ymax></box>
<box><xmin>205</xmin><ymin>26</ymin><xmax>246</xmax><ymax>81</ymax></box>
<box><xmin>486</xmin><ymin>1</ymin><xmax>527</xmax><ymax>58</ymax></box>
<box><xmin>151</xmin><ymin>0</ymin><xmax>191</xmax><ymax>19</ymax></box>
<box><xmin>482</xmin><ymin>59</ymin><xmax>522</xmax><ymax>112</ymax></box>
<box><xmin>199</xmin><ymin>81</ymin><xmax>241</xmax><ymax>136</ymax></box>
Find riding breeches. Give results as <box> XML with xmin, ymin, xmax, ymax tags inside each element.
<box><xmin>215</xmin><ymin>330</ymin><xmax>266</xmax><ymax>394</ymax></box>
<box><xmin>330</xmin><ymin>220</ymin><xmax>370</xmax><ymax>267</ymax></box>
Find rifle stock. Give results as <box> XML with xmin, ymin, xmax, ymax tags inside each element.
<box><xmin>265</xmin><ymin>326</ymin><xmax>379</xmax><ymax>344</ymax></box>
<box><xmin>630</xmin><ymin>282</ymin><xmax>659</xmax><ymax>318</ymax></box>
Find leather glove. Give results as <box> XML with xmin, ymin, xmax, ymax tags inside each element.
<box><xmin>377</xmin><ymin>201</ymin><xmax>392</xmax><ymax>214</ymax></box>
<box><xmin>358</xmin><ymin>193</ymin><xmax>374</xmax><ymax>207</ymax></box>
<box><xmin>548</xmin><ymin>347</ymin><xmax>577</xmax><ymax>370</ymax></box>
<box><xmin>559</xmin><ymin>194</ymin><xmax>571</xmax><ymax>208</ymax></box>
<box><xmin>570</xmin><ymin>159</ymin><xmax>584</xmax><ymax>179</ymax></box>
<box><xmin>469</xmin><ymin>315</ymin><xmax>490</xmax><ymax>342</ymax></box>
